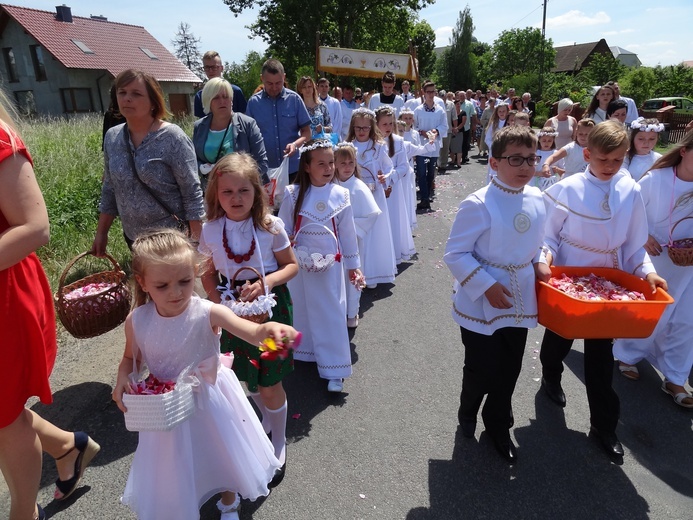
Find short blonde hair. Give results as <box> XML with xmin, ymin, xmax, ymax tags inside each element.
<box><xmin>587</xmin><ymin>120</ymin><xmax>628</xmax><ymax>153</ymax></box>
<box><xmin>201</xmin><ymin>78</ymin><xmax>234</xmax><ymax>115</ymax></box>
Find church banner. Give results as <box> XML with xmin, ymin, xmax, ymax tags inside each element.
<box><xmin>318</xmin><ymin>46</ymin><xmax>417</xmax><ymax>79</ymax></box>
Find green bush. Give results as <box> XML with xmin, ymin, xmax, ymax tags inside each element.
<box><xmin>18</xmin><ymin>115</ymin><xmax>130</xmax><ymax>289</ymax></box>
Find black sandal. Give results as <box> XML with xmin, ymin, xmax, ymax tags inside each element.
<box><xmin>36</xmin><ymin>504</ymin><xmax>46</xmax><ymax>520</ymax></box>
<box><xmin>54</xmin><ymin>431</ymin><xmax>101</xmax><ymax>501</ymax></box>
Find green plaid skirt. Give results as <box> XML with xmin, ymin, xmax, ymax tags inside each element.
<box><xmin>220</xmin><ymin>281</ymin><xmax>293</xmax><ymax>392</ymax></box>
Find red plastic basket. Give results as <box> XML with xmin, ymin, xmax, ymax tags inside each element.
<box><xmin>537</xmin><ymin>266</ymin><xmax>674</xmax><ymax>339</ymax></box>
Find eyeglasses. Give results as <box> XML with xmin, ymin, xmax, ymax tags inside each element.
<box><xmin>354</xmin><ymin>126</ymin><xmax>370</xmax><ymax>132</ymax></box>
<box><xmin>497</xmin><ymin>155</ymin><xmax>541</xmax><ymax>167</ymax></box>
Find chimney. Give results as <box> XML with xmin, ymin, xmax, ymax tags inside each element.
<box><xmin>90</xmin><ymin>15</ymin><xmax>107</xmax><ymax>21</ymax></box>
<box><xmin>55</xmin><ymin>5</ymin><xmax>73</xmax><ymax>23</ymax></box>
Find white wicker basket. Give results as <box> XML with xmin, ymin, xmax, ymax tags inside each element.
<box><xmin>122</xmin><ymin>382</ymin><xmax>195</xmax><ymax>432</ymax></box>
<box><xmin>293</xmin><ymin>223</ymin><xmax>340</xmax><ymax>273</ymax></box>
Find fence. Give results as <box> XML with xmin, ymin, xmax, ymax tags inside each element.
<box><xmin>638</xmin><ymin>107</ymin><xmax>693</xmax><ymax>145</ymax></box>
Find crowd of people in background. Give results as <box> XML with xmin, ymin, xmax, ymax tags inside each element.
<box><xmin>5</xmin><ymin>47</ymin><xmax>693</xmax><ymax>519</ymax></box>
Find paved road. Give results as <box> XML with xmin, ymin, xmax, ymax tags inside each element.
<box><xmin>3</xmin><ymin>151</ymin><xmax>692</xmax><ymax>519</ymax></box>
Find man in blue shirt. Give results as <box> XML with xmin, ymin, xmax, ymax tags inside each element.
<box><xmin>246</xmin><ymin>59</ymin><xmax>311</xmax><ymax>179</ymax></box>
<box><xmin>194</xmin><ymin>51</ymin><xmax>247</xmax><ymax>117</ymax></box>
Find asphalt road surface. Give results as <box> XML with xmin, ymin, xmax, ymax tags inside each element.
<box><xmin>3</xmin><ymin>148</ymin><xmax>692</xmax><ymax>520</ymax></box>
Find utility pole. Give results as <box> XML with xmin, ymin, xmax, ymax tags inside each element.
<box><xmin>538</xmin><ymin>0</ymin><xmax>548</xmax><ymax>98</ymax></box>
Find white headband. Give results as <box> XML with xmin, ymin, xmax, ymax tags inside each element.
<box><xmin>630</xmin><ymin>117</ymin><xmax>664</xmax><ymax>133</ymax></box>
<box><xmin>299</xmin><ymin>139</ymin><xmax>334</xmax><ymax>154</ymax></box>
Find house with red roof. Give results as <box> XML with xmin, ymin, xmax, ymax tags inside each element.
<box><xmin>0</xmin><ymin>4</ymin><xmax>201</xmax><ymax>116</ymax></box>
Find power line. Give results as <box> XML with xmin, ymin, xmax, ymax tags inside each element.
<box><xmin>510</xmin><ymin>4</ymin><xmax>544</xmax><ymax>28</ymax></box>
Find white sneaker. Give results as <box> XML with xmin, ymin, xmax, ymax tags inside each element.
<box><xmin>327</xmin><ymin>379</ymin><xmax>343</xmax><ymax>392</ymax></box>
<box><xmin>347</xmin><ymin>316</ymin><xmax>359</xmax><ymax>328</ymax></box>
<box><xmin>217</xmin><ymin>496</ymin><xmax>240</xmax><ymax>520</ymax></box>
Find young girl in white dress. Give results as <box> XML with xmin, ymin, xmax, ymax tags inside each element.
<box><xmin>334</xmin><ymin>142</ymin><xmax>381</xmax><ymax>328</ymax></box>
<box><xmin>375</xmin><ymin>106</ymin><xmax>416</xmax><ymax>263</ymax></box>
<box><xmin>278</xmin><ymin>139</ymin><xmax>362</xmax><ymax>393</ymax></box>
<box><xmin>624</xmin><ymin>117</ymin><xmax>664</xmax><ymax>181</ymax></box>
<box><xmin>614</xmin><ymin>132</ymin><xmax>693</xmax><ymax>408</ymax></box>
<box><xmin>539</xmin><ymin>118</ymin><xmax>595</xmax><ymax>179</ymax></box>
<box><xmin>531</xmin><ymin>127</ymin><xmax>563</xmax><ymax>191</ymax></box>
<box><xmin>113</xmin><ymin>229</ymin><xmax>299</xmax><ymax>520</ymax></box>
<box><xmin>484</xmin><ymin>103</ymin><xmax>509</xmax><ymax>183</ymax></box>
<box><xmin>347</xmin><ymin>107</ymin><xmax>397</xmax><ymax>287</ymax></box>
<box><xmin>199</xmin><ymin>153</ymin><xmax>298</xmax><ymax>476</ymax></box>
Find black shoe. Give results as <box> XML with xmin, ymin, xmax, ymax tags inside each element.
<box><xmin>589</xmin><ymin>427</ymin><xmax>624</xmax><ymax>462</ymax></box>
<box><xmin>268</xmin><ymin>462</ymin><xmax>286</xmax><ymax>488</ymax></box>
<box><xmin>490</xmin><ymin>434</ymin><xmax>517</xmax><ymax>464</ymax></box>
<box><xmin>416</xmin><ymin>201</ymin><xmax>431</xmax><ymax>211</ymax></box>
<box><xmin>541</xmin><ymin>377</ymin><xmax>566</xmax><ymax>407</ymax></box>
<box><xmin>462</xmin><ymin>157</ymin><xmax>470</xmax><ymax>164</ymax></box>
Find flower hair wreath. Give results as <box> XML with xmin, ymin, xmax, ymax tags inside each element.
<box><xmin>299</xmin><ymin>139</ymin><xmax>334</xmax><ymax>154</ymax></box>
<box><xmin>537</xmin><ymin>129</ymin><xmax>559</xmax><ymax>137</ymax></box>
<box><xmin>335</xmin><ymin>141</ymin><xmax>357</xmax><ymax>152</ymax></box>
<box><xmin>630</xmin><ymin>117</ymin><xmax>664</xmax><ymax>133</ymax></box>
<box><xmin>351</xmin><ymin>107</ymin><xmax>376</xmax><ymax>119</ymax></box>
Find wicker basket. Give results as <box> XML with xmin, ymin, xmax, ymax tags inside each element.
<box><xmin>55</xmin><ymin>252</ymin><xmax>131</xmax><ymax>339</ymax></box>
<box><xmin>220</xmin><ymin>266</ymin><xmax>273</xmax><ymax>323</ymax></box>
<box><xmin>122</xmin><ymin>382</ymin><xmax>195</xmax><ymax>432</ymax></box>
<box><xmin>668</xmin><ymin>216</ymin><xmax>693</xmax><ymax>266</ymax></box>
<box><xmin>293</xmin><ymin>223</ymin><xmax>340</xmax><ymax>273</ymax></box>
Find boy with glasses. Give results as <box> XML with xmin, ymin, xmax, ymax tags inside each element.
<box><xmin>194</xmin><ymin>51</ymin><xmax>247</xmax><ymax>117</ymax></box>
<box><xmin>444</xmin><ymin>125</ymin><xmax>549</xmax><ymax>464</ymax></box>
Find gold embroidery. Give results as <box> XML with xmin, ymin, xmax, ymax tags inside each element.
<box><xmin>491</xmin><ymin>177</ymin><xmax>523</xmax><ymax>195</ymax></box>
<box><xmin>460</xmin><ymin>266</ymin><xmax>481</xmax><ymax>287</ymax></box>
<box><xmin>544</xmin><ymin>191</ymin><xmax>611</xmax><ymax>221</ymax></box>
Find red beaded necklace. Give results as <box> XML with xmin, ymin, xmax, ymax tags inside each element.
<box><xmin>222</xmin><ymin>220</ymin><xmax>256</xmax><ymax>263</ymax></box>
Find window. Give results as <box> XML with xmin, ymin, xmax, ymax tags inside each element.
<box><xmin>140</xmin><ymin>47</ymin><xmax>158</xmax><ymax>60</ymax></box>
<box><xmin>61</xmin><ymin>88</ymin><xmax>94</xmax><ymax>113</ymax></box>
<box><xmin>30</xmin><ymin>45</ymin><xmax>47</xmax><ymax>81</ymax></box>
<box><xmin>14</xmin><ymin>91</ymin><xmax>36</xmax><ymax>116</ymax></box>
<box><xmin>71</xmin><ymin>39</ymin><xmax>94</xmax><ymax>54</ymax></box>
<box><xmin>2</xmin><ymin>48</ymin><xmax>18</xmax><ymax>83</ymax></box>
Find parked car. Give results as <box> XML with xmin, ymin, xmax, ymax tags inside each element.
<box><xmin>641</xmin><ymin>97</ymin><xmax>693</xmax><ymax>114</ymax></box>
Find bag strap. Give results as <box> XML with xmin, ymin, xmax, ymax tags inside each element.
<box><xmin>123</xmin><ymin>125</ymin><xmax>186</xmax><ymax>226</ymax></box>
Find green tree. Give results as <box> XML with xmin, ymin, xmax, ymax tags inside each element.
<box><xmin>222</xmin><ymin>0</ymin><xmax>434</xmax><ymax>77</ymax></box>
<box><xmin>580</xmin><ymin>52</ymin><xmax>626</xmax><ymax>86</ymax></box>
<box><xmin>618</xmin><ymin>67</ymin><xmax>657</xmax><ymax>105</ymax></box>
<box><xmin>438</xmin><ymin>6</ymin><xmax>475</xmax><ymax>91</ymax></box>
<box><xmin>486</xmin><ymin>27</ymin><xmax>555</xmax><ymax>82</ymax></box>
<box><xmin>653</xmin><ymin>64</ymin><xmax>693</xmax><ymax>98</ymax></box>
<box><xmin>410</xmin><ymin>20</ymin><xmax>436</xmax><ymax>78</ymax></box>
<box><xmin>171</xmin><ymin>22</ymin><xmax>204</xmax><ymax>79</ymax></box>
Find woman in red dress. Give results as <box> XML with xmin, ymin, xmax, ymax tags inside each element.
<box><xmin>0</xmin><ymin>90</ymin><xmax>99</xmax><ymax>520</ymax></box>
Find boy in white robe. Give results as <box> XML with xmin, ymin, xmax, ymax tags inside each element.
<box><xmin>539</xmin><ymin>121</ymin><xmax>667</xmax><ymax>462</ymax></box>
<box><xmin>444</xmin><ymin>126</ymin><xmax>550</xmax><ymax>464</ymax></box>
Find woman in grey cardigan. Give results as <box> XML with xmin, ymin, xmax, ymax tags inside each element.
<box><xmin>92</xmin><ymin>69</ymin><xmax>204</xmax><ymax>254</ymax></box>
<box><xmin>193</xmin><ymin>78</ymin><xmax>269</xmax><ymax>190</ymax></box>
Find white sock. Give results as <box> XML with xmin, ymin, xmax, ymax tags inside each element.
<box><xmin>250</xmin><ymin>392</ymin><xmax>271</xmax><ymax>435</ymax></box>
<box><xmin>265</xmin><ymin>400</ymin><xmax>287</xmax><ymax>464</ymax></box>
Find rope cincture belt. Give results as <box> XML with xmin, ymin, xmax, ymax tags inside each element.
<box><xmin>473</xmin><ymin>253</ymin><xmax>531</xmax><ymax>324</ymax></box>
<box><xmin>559</xmin><ymin>234</ymin><xmax>619</xmax><ymax>269</ymax></box>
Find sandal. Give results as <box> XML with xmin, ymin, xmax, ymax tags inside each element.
<box><xmin>661</xmin><ymin>380</ymin><xmax>693</xmax><ymax>409</ymax></box>
<box><xmin>54</xmin><ymin>431</ymin><xmax>101</xmax><ymax>501</ymax></box>
<box><xmin>217</xmin><ymin>494</ymin><xmax>241</xmax><ymax>520</ymax></box>
<box><xmin>618</xmin><ymin>362</ymin><xmax>640</xmax><ymax>381</ymax></box>
<box><xmin>35</xmin><ymin>504</ymin><xmax>45</xmax><ymax>520</ymax></box>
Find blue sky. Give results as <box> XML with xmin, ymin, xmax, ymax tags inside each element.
<box><xmin>7</xmin><ymin>0</ymin><xmax>691</xmax><ymax>68</ymax></box>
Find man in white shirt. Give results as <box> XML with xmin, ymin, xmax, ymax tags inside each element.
<box><xmin>438</xmin><ymin>90</ymin><xmax>456</xmax><ymax>171</ymax></box>
<box><xmin>401</xmin><ymin>80</ymin><xmax>414</xmax><ymax>104</ymax></box>
<box><xmin>413</xmin><ymin>80</ymin><xmax>448</xmax><ymax>211</ymax></box>
<box><xmin>606</xmin><ymin>81</ymin><xmax>638</xmax><ymax>124</ymax></box>
<box><xmin>317</xmin><ymin>78</ymin><xmax>343</xmax><ymax>140</ymax></box>
<box><xmin>369</xmin><ymin>71</ymin><xmax>405</xmax><ymax>116</ymax></box>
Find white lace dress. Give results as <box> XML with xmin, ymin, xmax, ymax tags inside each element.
<box><xmin>121</xmin><ymin>297</ymin><xmax>279</xmax><ymax>520</ymax></box>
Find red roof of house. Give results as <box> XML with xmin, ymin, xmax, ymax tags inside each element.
<box><xmin>0</xmin><ymin>4</ymin><xmax>201</xmax><ymax>83</ymax></box>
